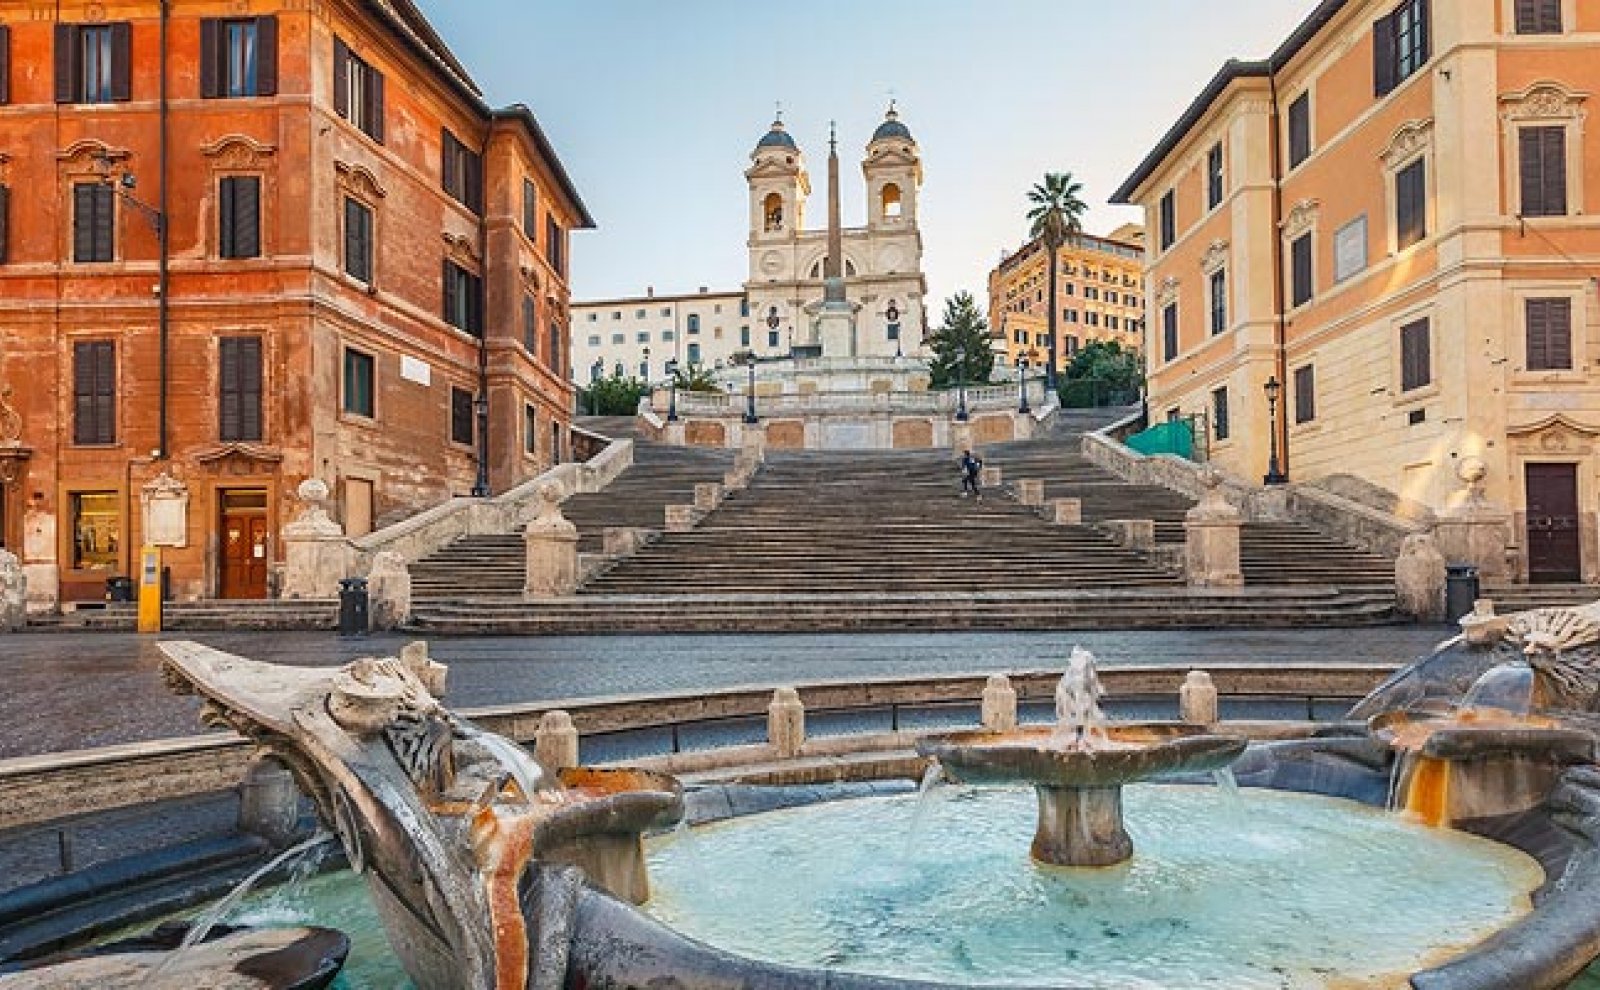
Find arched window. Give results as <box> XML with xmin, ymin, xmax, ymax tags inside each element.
<box><xmin>882</xmin><ymin>183</ymin><xmax>903</xmax><ymax>218</ymax></box>
<box><xmin>809</xmin><ymin>261</ymin><xmax>822</xmax><ymax>279</ymax></box>
<box><xmin>845</xmin><ymin>260</ymin><xmax>858</xmax><ymax>277</ymax></box>
<box><xmin>763</xmin><ymin>192</ymin><xmax>784</xmax><ymax>232</ymax></box>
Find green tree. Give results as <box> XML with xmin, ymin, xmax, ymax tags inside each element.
<box><xmin>582</xmin><ymin>373</ymin><xmax>651</xmax><ymax>416</ymax></box>
<box><xmin>671</xmin><ymin>363</ymin><xmax>723</xmax><ymax>393</ymax></box>
<box><xmin>1059</xmin><ymin>339</ymin><xmax>1145</xmax><ymax>408</ymax></box>
<box><xmin>928</xmin><ymin>292</ymin><xmax>994</xmax><ymax>388</ymax></box>
<box><xmin>1025</xmin><ymin>172</ymin><xmax>1088</xmax><ymax>390</ymax></box>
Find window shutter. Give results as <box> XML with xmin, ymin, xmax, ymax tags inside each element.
<box><xmin>222</xmin><ymin>337</ymin><xmax>264</xmax><ymax>441</ymax></box>
<box><xmin>55</xmin><ymin>24</ymin><xmax>77</xmax><ymax>103</ymax></box>
<box><xmin>93</xmin><ymin>185</ymin><xmax>114</xmax><ymax>260</ymax></box>
<box><xmin>73</xmin><ymin>185</ymin><xmax>98</xmax><ymax>262</ymax></box>
<box><xmin>110</xmin><ymin>22</ymin><xmax>132</xmax><ymax>101</ymax></box>
<box><xmin>441</xmin><ymin>130</ymin><xmax>457</xmax><ymax>197</ymax></box>
<box><xmin>96</xmin><ymin>342</ymin><xmax>115</xmax><ymax>443</ymax></box>
<box><xmin>0</xmin><ymin>185</ymin><xmax>8</xmax><ymax>264</ymax></box>
<box><xmin>471</xmin><ymin>272</ymin><xmax>484</xmax><ymax>335</ymax></box>
<box><xmin>74</xmin><ymin>343</ymin><xmax>95</xmax><ymax>445</ymax></box>
<box><xmin>468</xmin><ymin>152</ymin><xmax>483</xmax><ymax>214</ymax></box>
<box><xmin>200</xmin><ymin>19</ymin><xmax>220</xmax><ymax>98</ymax></box>
<box><xmin>1519</xmin><ymin>128</ymin><xmax>1545</xmax><ymax>215</ymax></box>
<box><xmin>1527</xmin><ymin>300</ymin><xmax>1549</xmax><ymax>370</ymax></box>
<box><xmin>1515</xmin><ymin>0</ymin><xmax>1537</xmax><ymax>31</ymax></box>
<box><xmin>366</xmin><ymin>68</ymin><xmax>384</xmax><ymax>142</ymax></box>
<box><xmin>1545</xmin><ymin>299</ymin><xmax>1573</xmax><ymax>370</ymax></box>
<box><xmin>1292</xmin><ymin>235</ymin><xmax>1313</xmax><ymax>306</ymax></box>
<box><xmin>218</xmin><ymin>177</ymin><xmax>236</xmax><ymax>257</ymax></box>
<box><xmin>443</xmin><ymin>262</ymin><xmax>458</xmax><ymax>326</ymax></box>
<box><xmin>1543</xmin><ymin>127</ymin><xmax>1567</xmax><ymax>215</ymax></box>
<box><xmin>220</xmin><ymin>338</ymin><xmax>241</xmax><ymax>440</ymax></box>
<box><xmin>234</xmin><ymin>177</ymin><xmax>260</xmax><ymax>258</ymax></box>
<box><xmin>1540</xmin><ymin>0</ymin><xmax>1562</xmax><ymax>31</ymax></box>
<box><xmin>256</xmin><ymin>16</ymin><xmax>278</xmax><ymax>96</ymax></box>
<box><xmin>0</xmin><ymin>25</ymin><xmax>11</xmax><ymax>105</ymax></box>
<box><xmin>1374</xmin><ymin>12</ymin><xmax>1397</xmax><ymax>97</ymax></box>
<box><xmin>333</xmin><ymin>37</ymin><xmax>349</xmax><ymax>117</ymax></box>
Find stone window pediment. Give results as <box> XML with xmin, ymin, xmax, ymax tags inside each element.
<box><xmin>334</xmin><ymin>160</ymin><xmax>388</xmax><ymax>201</ymax></box>
<box><xmin>201</xmin><ymin>135</ymin><xmax>277</xmax><ymax>170</ymax></box>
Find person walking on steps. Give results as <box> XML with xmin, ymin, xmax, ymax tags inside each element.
<box><xmin>960</xmin><ymin>449</ymin><xmax>984</xmax><ymax>501</ymax></box>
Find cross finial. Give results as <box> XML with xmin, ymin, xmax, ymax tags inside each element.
<box><xmin>829</xmin><ymin>119</ymin><xmax>837</xmax><ymax>151</ymax></box>
<box><xmin>774</xmin><ymin>100</ymin><xmax>783</xmax><ymax>124</ymax></box>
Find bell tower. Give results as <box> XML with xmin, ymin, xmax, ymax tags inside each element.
<box><xmin>746</xmin><ymin>117</ymin><xmax>810</xmax><ymax>245</ymax></box>
<box><xmin>863</xmin><ymin>104</ymin><xmax>922</xmax><ymax>231</ymax></box>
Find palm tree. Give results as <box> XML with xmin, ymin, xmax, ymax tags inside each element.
<box><xmin>1026</xmin><ymin>172</ymin><xmax>1087</xmax><ymax>392</ymax></box>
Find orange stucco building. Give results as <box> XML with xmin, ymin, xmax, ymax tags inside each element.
<box><xmin>986</xmin><ymin>226</ymin><xmax>1146</xmax><ymax>373</ymax></box>
<box><xmin>0</xmin><ymin>0</ymin><xmax>593</xmax><ymax>605</ymax></box>
<box><xmin>1115</xmin><ymin>0</ymin><xmax>1600</xmax><ymax>585</ymax></box>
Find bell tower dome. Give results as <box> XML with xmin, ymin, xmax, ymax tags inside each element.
<box><xmin>863</xmin><ymin>105</ymin><xmax>922</xmax><ymax>230</ymax></box>
<box><xmin>747</xmin><ymin>117</ymin><xmax>810</xmax><ymax>244</ymax></box>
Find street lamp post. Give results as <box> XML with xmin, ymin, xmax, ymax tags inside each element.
<box><xmin>1263</xmin><ymin>376</ymin><xmax>1288</xmax><ymax>485</ymax></box>
<box><xmin>955</xmin><ymin>346</ymin><xmax>970</xmax><ymax>422</ymax></box>
<box><xmin>471</xmin><ymin>393</ymin><xmax>490</xmax><ymax>497</ymax></box>
<box><xmin>641</xmin><ymin>345</ymin><xmax>651</xmax><ymax>382</ymax></box>
<box><xmin>665</xmin><ymin>358</ymin><xmax>679</xmax><ymax>422</ymax></box>
<box><xmin>743</xmin><ymin>355</ymin><xmax>759</xmax><ymax>424</ymax></box>
<box><xmin>1017</xmin><ymin>352</ymin><xmax>1032</xmax><ymax>415</ymax></box>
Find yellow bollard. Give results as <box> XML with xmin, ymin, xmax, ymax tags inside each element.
<box><xmin>137</xmin><ymin>545</ymin><xmax>163</xmax><ymax>633</ymax></box>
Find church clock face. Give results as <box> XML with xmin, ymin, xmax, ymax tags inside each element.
<box><xmin>760</xmin><ymin>250</ymin><xmax>784</xmax><ymax>276</ymax></box>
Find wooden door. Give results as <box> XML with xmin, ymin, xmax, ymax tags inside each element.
<box><xmin>220</xmin><ymin>512</ymin><xmax>269</xmax><ymax>599</ymax></box>
<box><xmin>1526</xmin><ymin>463</ymin><xmax>1582</xmax><ymax>584</ymax></box>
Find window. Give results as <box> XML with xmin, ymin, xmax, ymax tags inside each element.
<box><xmin>73</xmin><ymin>183</ymin><xmax>115</xmax><ymax>263</ymax></box>
<box><xmin>767</xmin><ymin>331</ymin><xmax>780</xmax><ymax>348</ymax></box>
<box><xmin>1291</xmin><ymin>234</ymin><xmax>1313</xmax><ymax>307</ymax></box>
<box><xmin>638</xmin><ymin>360</ymin><xmax>649</xmax><ymax>379</ymax></box>
<box><xmin>662</xmin><ymin>330</ymin><xmax>675</xmax><ymax>342</ymax></box>
<box><xmin>687</xmin><ymin>314</ymin><xmax>701</xmax><ymax>335</ymax></box>
<box><xmin>1519</xmin><ymin>126</ymin><xmax>1567</xmax><ymax>217</ymax></box>
<box><xmin>0</xmin><ymin>26</ymin><xmax>10</xmax><ymax>105</ymax></box>
<box><xmin>1085</xmin><ymin>312</ymin><xmax>1100</xmax><ymax>327</ymax></box>
<box><xmin>1162</xmin><ymin>303</ymin><xmax>1178</xmax><ymax>362</ymax></box>
<box><xmin>1526</xmin><ymin>298</ymin><xmax>1573</xmax><ymax>370</ymax></box>
<box><xmin>523</xmin><ymin>296</ymin><xmax>537</xmax><ymax>352</ymax></box>
<box><xmin>1086</xmin><ymin>286</ymin><xmax>1100</xmax><ymax>301</ymax></box>
<box><xmin>441</xmin><ymin>130</ymin><xmax>483</xmax><ymax>213</ymax></box>
<box><xmin>1066</xmin><ymin>310</ymin><xmax>1080</xmax><ymax>323</ymax></box>
<box><xmin>882</xmin><ymin>183</ymin><xmax>902</xmax><ymax>219</ymax></box>
<box><xmin>218</xmin><ymin>176</ymin><xmax>261</xmax><ymax>259</ymax></box>
<box><xmin>1399</xmin><ymin>318</ymin><xmax>1431</xmax><ymax>392</ymax></box>
<box><xmin>219</xmin><ymin>337</ymin><xmax>264</xmax><ymax>442</ymax></box>
<box><xmin>1288</xmin><ymin>92</ymin><xmax>1311</xmax><ymax>168</ymax></box>
<box><xmin>0</xmin><ymin>184</ymin><xmax>9</xmax><ymax>263</ymax></box>
<box><xmin>763</xmin><ymin>192</ymin><xmax>784</xmax><ymax>232</ymax></box>
<box><xmin>442</xmin><ymin>261</ymin><xmax>483</xmax><ymax>336</ymax></box>
<box><xmin>450</xmin><ymin>387</ymin><xmax>474</xmax><ymax>446</ymax></box>
<box><xmin>636</xmin><ymin>331</ymin><xmax>649</xmax><ymax>344</ymax></box>
<box><xmin>611</xmin><ymin>333</ymin><xmax>624</xmax><ymax>345</ymax></box>
<box><xmin>586</xmin><ymin>334</ymin><xmax>600</xmax><ymax>347</ymax></box>
<box><xmin>1212</xmin><ymin>387</ymin><xmax>1230</xmax><ymax>441</ymax></box>
<box><xmin>333</xmin><ymin>38</ymin><xmax>384</xmax><ymax>142</ymax></box>
<box><xmin>1515</xmin><ymin>0</ymin><xmax>1562</xmax><ymax>33</ymax></box>
<box><xmin>524</xmin><ymin>404</ymin><xmax>537</xmax><ymax>454</ymax></box>
<box><xmin>740</xmin><ymin>326</ymin><xmax>751</xmax><ymax>347</ymax></box>
<box><xmin>1209</xmin><ymin>269</ymin><xmax>1227</xmax><ymax>335</ymax></box>
<box><xmin>1206</xmin><ymin>143</ymin><xmax>1224</xmax><ymax>209</ymax></box>
<box><xmin>201</xmin><ymin>17</ymin><xmax>278</xmax><ymax>98</ymax></box>
<box><xmin>740</xmin><ymin>298</ymin><xmax>750</xmax><ymax>318</ymax></box>
<box><xmin>552</xmin><ymin>423</ymin><xmax>563</xmax><ymax>465</ymax></box>
<box><xmin>548</xmin><ymin>323</ymin><xmax>562</xmax><ymax>373</ymax></box>
<box><xmin>1395</xmin><ymin>158</ymin><xmax>1427</xmax><ymax>249</ymax></box>
<box><xmin>522</xmin><ymin>179</ymin><xmax>538</xmax><ymax>241</ymax></box>
<box><xmin>73</xmin><ymin>340</ymin><xmax>116</xmax><ymax>445</ymax></box>
<box><xmin>343</xmin><ymin>198</ymin><xmax>373</xmax><ymax>282</ymax></box>
<box><xmin>70</xmin><ymin>492</ymin><xmax>121</xmax><ymax>571</ymax></box>
<box><xmin>1063</xmin><ymin>284</ymin><xmax>1075</xmax><ymax>296</ymax></box>
<box><xmin>547</xmin><ymin>215</ymin><xmax>564</xmax><ymax>276</ymax></box>
<box><xmin>1293</xmin><ymin>364</ymin><xmax>1316</xmax><ymax>424</ymax></box>
<box><xmin>636</xmin><ymin>309</ymin><xmax>646</xmax><ymax>319</ymax></box>
<box><xmin>1375</xmin><ymin>0</ymin><xmax>1430</xmax><ymax>98</ymax></box>
<box><xmin>1159</xmin><ymin>190</ymin><xmax>1176</xmax><ymax>251</ymax></box>
<box><xmin>343</xmin><ymin>348</ymin><xmax>374</xmax><ymax>418</ymax></box>
<box><xmin>56</xmin><ymin>23</ymin><xmax>130</xmax><ymax>104</ymax></box>
<box><xmin>687</xmin><ymin>342</ymin><xmax>702</xmax><ymax>363</ymax></box>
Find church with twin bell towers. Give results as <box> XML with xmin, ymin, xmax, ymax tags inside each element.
<box><xmin>744</xmin><ymin>107</ymin><xmax>928</xmax><ymax>360</ymax></box>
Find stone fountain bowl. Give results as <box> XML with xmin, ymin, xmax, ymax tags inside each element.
<box><xmin>1369</xmin><ymin>709</ymin><xmax>1598</xmax><ymax>763</ymax></box>
<box><xmin>917</xmin><ymin>724</ymin><xmax>1248</xmax><ymax>788</ymax></box>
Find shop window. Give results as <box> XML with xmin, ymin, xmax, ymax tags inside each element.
<box><xmin>71</xmin><ymin>492</ymin><xmax>121</xmax><ymax>571</ymax></box>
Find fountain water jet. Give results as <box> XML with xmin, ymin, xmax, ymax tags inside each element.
<box><xmin>917</xmin><ymin>649</ymin><xmax>1247</xmax><ymax>867</ymax></box>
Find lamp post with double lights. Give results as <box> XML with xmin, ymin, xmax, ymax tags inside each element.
<box><xmin>954</xmin><ymin>346</ymin><xmax>970</xmax><ymax>422</ymax></box>
<box><xmin>1263</xmin><ymin>375</ymin><xmax>1288</xmax><ymax>485</ymax></box>
<box><xmin>470</xmin><ymin>392</ymin><xmax>490</xmax><ymax>497</ymax></box>
<box><xmin>665</xmin><ymin>358</ymin><xmax>680</xmax><ymax>422</ymax></box>
<box><xmin>744</xmin><ymin>355</ymin><xmax>759</xmax><ymax>424</ymax></box>
<box><xmin>1017</xmin><ymin>351</ymin><xmax>1032</xmax><ymax>415</ymax></box>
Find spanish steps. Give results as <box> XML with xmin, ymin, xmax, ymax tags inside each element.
<box><xmin>406</xmin><ymin>417</ymin><xmax>1401</xmax><ymax>634</ymax></box>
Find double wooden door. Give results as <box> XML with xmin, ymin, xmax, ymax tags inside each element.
<box><xmin>1526</xmin><ymin>463</ymin><xmax>1582</xmax><ymax>584</ymax></box>
<box><xmin>220</xmin><ymin>506</ymin><xmax>269</xmax><ymax>599</ymax></box>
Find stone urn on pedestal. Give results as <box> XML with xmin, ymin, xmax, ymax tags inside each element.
<box><xmin>524</xmin><ymin>483</ymin><xmax>580</xmax><ymax>598</ymax></box>
<box><xmin>281</xmin><ymin>479</ymin><xmax>352</xmax><ymax>600</ymax></box>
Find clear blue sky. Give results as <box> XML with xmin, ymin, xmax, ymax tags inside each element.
<box><xmin>416</xmin><ymin>1</ymin><xmax>1321</xmax><ymax>306</ymax></box>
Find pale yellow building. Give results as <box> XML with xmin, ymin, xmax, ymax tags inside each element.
<box><xmin>1114</xmin><ymin>0</ymin><xmax>1600</xmax><ymax>586</ymax></box>
<box><xmin>987</xmin><ymin>229</ymin><xmax>1145</xmax><ymax>374</ymax></box>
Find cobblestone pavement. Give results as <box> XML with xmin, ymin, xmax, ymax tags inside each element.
<box><xmin>0</xmin><ymin>626</ymin><xmax>1453</xmax><ymax>760</ymax></box>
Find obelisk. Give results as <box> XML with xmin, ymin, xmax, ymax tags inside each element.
<box><xmin>825</xmin><ymin>122</ymin><xmax>843</xmax><ymax>281</ymax></box>
<box><xmin>816</xmin><ymin>121</ymin><xmax>857</xmax><ymax>357</ymax></box>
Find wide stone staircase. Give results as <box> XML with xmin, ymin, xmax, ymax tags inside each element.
<box><xmin>407</xmin><ymin>442</ymin><xmax>735</xmax><ymax>600</ymax></box>
<box><xmin>408</xmin><ymin>430</ymin><xmax>1401</xmax><ymax>634</ymax></box>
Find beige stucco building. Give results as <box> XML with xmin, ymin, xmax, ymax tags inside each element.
<box><xmin>1114</xmin><ymin>0</ymin><xmax>1600</xmax><ymax>585</ymax></box>
<box><xmin>987</xmin><ymin>227</ymin><xmax>1146</xmax><ymax>372</ymax></box>
<box><xmin>571</xmin><ymin>289</ymin><xmax>751</xmax><ymax>384</ymax></box>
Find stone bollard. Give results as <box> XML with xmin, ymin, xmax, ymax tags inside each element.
<box><xmin>694</xmin><ymin>482</ymin><xmax>723</xmax><ymax>512</ymax></box>
<box><xmin>767</xmin><ymin>687</ymin><xmax>806</xmax><ymax>758</ymax></box>
<box><xmin>723</xmin><ymin>468</ymin><xmax>748</xmax><ymax>492</ymax></box>
<box><xmin>0</xmin><ymin>548</ymin><xmax>26</xmax><ymax>632</ymax></box>
<box><xmin>741</xmin><ymin>428</ymin><xmax>767</xmax><ymax>464</ymax></box>
<box><xmin>1017</xmin><ymin>479</ymin><xmax>1046</xmax><ymax>507</ymax></box>
<box><xmin>980</xmin><ymin>466</ymin><xmax>1003</xmax><ymax>489</ymax></box>
<box><xmin>281</xmin><ymin>479</ymin><xmax>354</xmax><ymax>599</ymax></box>
<box><xmin>1179</xmin><ymin>670</ymin><xmax>1219</xmax><ymax>726</ymax></box>
<box><xmin>1395</xmin><ymin>533</ymin><xmax>1448</xmax><ymax>622</ymax></box>
<box><xmin>400</xmin><ymin>640</ymin><xmax>448</xmax><ymax>697</ymax></box>
<box><xmin>664</xmin><ymin>505</ymin><xmax>699</xmax><ymax>533</ymax></box>
<box><xmin>534</xmin><ymin>710</ymin><xmax>580</xmax><ymax>778</ymax></box>
<box><xmin>1105</xmin><ymin>519</ymin><xmax>1156</xmax><ymax>551</ymax></box>
<box><xmin>1049</xmin><ymin>499</ymin><xmax>1083</xmax><ymax>526</ymax></box>
<box><xmin>981</xmin><ymin>674</ymin><xmax>1018</xmax><ymax>732</ymax></box>
<box><xmin>366</xmin><ymin>551</ymin><xmax>412</xmax><ymax>632</ymax></box>
<box><xmin>237</xmin><ymin>757</ymin><xmax>302</xmax><ymax>848</ymax></box>
<box><xmin>602</xmin><ymin>527</ymin><xmax>648</xmax><ymax>557</ymax></box>
<box><xmin>524</xmin><ymin>483</ymin><xmax>580</xmax><ymax>598</ymax></box>
<box><xmin>1184</xmin><ymin>469</ymin><xmax>1243</xmax><ymax>588</ymax></box>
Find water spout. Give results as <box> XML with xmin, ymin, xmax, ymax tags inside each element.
<box><xmin>903</xmin><ymin>761</ymin><xmax>947</xmax><ymax>858</ymax></box>
<box><xmin>1052</xmin><ymin>646</ymin><xmax>1108</xmax><ymax>751</ymax></box>
<box><xmin>475</xmin><ymin>732</ymin><xmax>556</xmax><ymax>802</ymax></box>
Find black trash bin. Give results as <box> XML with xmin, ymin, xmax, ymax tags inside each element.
<box><xmin>106</xmin><ymin>576</ymin><xmax>135</xmax><ymax>603</ymax></box>
<box><xmin>338</xmin><ymin>577</ymin><xmax>370</xmax><ymax>637</ymax></box>
<box><xmin>1445</xmin><ymin>564</ymin><xmax>1481</xmax><ymax>625</ymax></box>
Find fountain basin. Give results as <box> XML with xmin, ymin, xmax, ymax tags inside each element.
<box><xmin>918</xmin><ymin>724</ymin><xmax>1247</xmax><ymax>866</ymax></box>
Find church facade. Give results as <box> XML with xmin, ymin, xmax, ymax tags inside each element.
<box><xmin>743</xmin><ymin>110</ymin><xmax>928</xmax><ymax>360</ymax></box>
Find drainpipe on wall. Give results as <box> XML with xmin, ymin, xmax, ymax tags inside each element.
<box><xmin>157</xmin><ymin>0</ymin><xmax>171</xmax><ymax>460</ymax></box>
<box><xmin>470</xmin><ymin>128</ymin><xmax>492</xmax><ymax>498</ymax></box>
<box><xmin>1267</xmin><ymin>69</ymin><xmax>1289</xmax><ymax>483</ymax></box>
